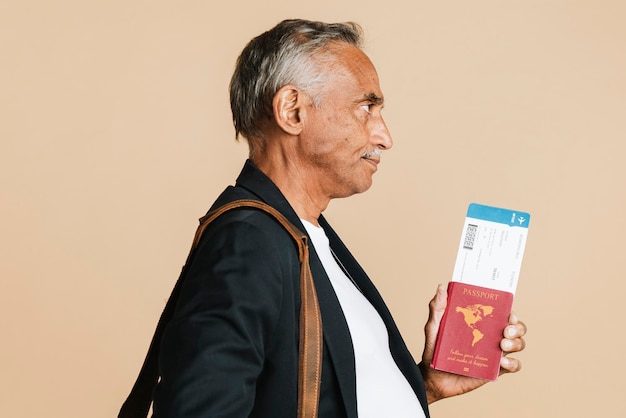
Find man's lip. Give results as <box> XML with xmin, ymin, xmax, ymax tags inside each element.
<box><xmin>362</xmin><ymin>156</ymin><xmax>380</xmax><ymax>167</ymax></box>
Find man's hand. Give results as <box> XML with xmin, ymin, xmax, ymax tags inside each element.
<box><xmin>419</xmin><ymin>284</ymin><xmax>527</xmax><ymax>404</ymax></box>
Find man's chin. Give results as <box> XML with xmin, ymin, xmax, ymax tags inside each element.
<box><xmin>332</xmin><ymin>180</ymin><xmax>373</xmax><ymax>199</ymax></box>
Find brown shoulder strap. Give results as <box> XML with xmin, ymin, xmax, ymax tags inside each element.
<box><xmin>119</xmin><ymin>199</ymin><xmax>322</xmax><ymax>418</ymax></box>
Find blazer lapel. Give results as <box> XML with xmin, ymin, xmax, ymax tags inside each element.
<box><xmin>306</xmin><ymin>242</ymin><xmax>359</xmax><ymax>418</ymax></box>
<box><xmin>319</xmin><ymin>215</ymin><xmax>431</xmax><ymax>418</ymax></box>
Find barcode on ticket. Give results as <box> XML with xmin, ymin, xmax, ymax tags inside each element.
<box><xmin>463</xmin><ymin>224</ymin><xmax>478</xmax><ymax>250</ymax></box>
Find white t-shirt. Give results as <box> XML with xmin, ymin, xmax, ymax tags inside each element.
<box><xmin>301</xmin><ymin>220</ymin><xmax>426</xmax><ymax>418</ymax></box>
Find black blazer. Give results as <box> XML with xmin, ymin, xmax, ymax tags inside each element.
<box><xmin>152</xmin><ymin>160</ymin><xmax>430</xmax><ymax>417</ymax></box>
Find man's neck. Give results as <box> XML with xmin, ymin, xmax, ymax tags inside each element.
<box><xmin>251</xmin><ymin>150</ymin><xmax>328</xmax><ymax>226</ymax></box>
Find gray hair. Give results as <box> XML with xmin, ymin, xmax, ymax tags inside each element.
<box><xmin>229</xmin><ymin>19</ymin><xmax>363</xmax><ymax>156</ymax></box>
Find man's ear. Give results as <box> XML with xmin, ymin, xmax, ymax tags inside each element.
<box><xmin>272</xmin><ymin>85</ymin><xmax>305</xmax><ymax>136</ymax></box>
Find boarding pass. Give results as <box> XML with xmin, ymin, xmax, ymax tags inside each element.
<box><xmin>450</xmin><ymin>203</ymin><xmax>531</xmax><ymax>294</ymax></box>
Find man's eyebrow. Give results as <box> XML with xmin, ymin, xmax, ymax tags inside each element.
<box><xmin>363</xmin><ymin>92</ymin><xmax>384</xmax><ymax>104</ymax></box>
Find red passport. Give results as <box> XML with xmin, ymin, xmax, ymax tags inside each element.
<box><xmin>430</xmin><ymin>282</ymin><xmax>514</xmax><ymax>381</ymax></box>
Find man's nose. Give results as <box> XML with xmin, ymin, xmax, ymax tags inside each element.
<box><xmin>374</xmin><ymin>118</ymin><xmax>393</xmax><ymax>150</ymax></box>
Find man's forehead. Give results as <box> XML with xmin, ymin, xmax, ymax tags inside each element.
<box><xmin>307</xmin><ymin>42</ymin><xmax>384</xmax><ymax>103</ymax></box>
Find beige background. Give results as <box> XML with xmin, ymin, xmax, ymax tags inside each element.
<box><xmin>2</xmin><ymin>1</ymin><xmax>625</xmax><ymax>417</ymax></box>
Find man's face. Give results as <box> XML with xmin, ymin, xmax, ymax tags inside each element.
<box><xmin>298</xmin><ymin>43</ymin><xmax>393</xmax><ymax>199</ymax></box>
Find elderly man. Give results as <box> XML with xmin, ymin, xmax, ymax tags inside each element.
<box><xmin>151</xmin><ymin>19</ymin><xmax>526</xmax><ymax>417</ymax></box>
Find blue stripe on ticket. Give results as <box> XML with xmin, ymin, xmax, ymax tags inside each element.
<box><xmin>467</xmin><ymin>203</ymin><xmax>531</xmax><ymax>229</ymax></box>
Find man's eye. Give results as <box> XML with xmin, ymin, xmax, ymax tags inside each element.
<box><xmin>361</xmin><ymin>104</ymin><xmax>372</xmax><ymax>113</ymax></box>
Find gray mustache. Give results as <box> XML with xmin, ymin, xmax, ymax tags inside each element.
<box><xmin>361</xmin><ymin>149</ymin><xmax>382</xmax><ymax>159</ymax></box>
